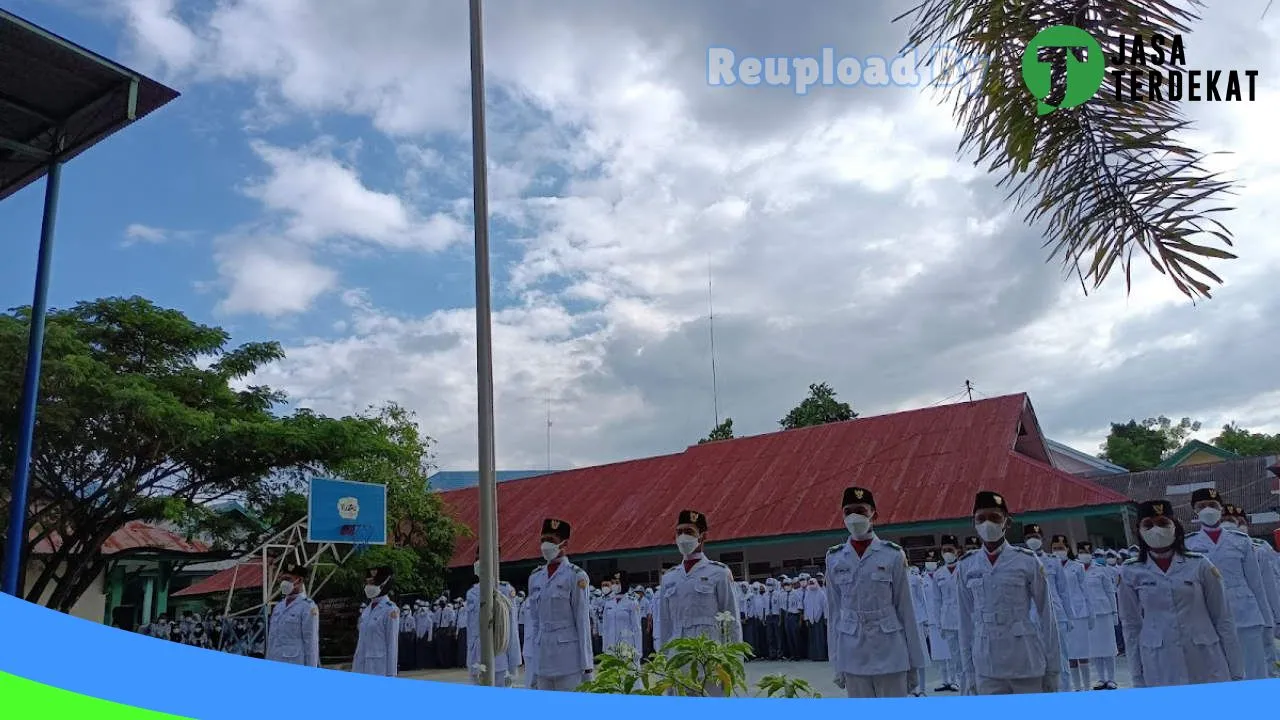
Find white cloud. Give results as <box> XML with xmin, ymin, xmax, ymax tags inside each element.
<box><xmin>212</xmin><ymin>236</ymin><xmax>338</xmax><ymax>317</ymax></box>
<box><xmin>122</xmin><ymin>223</ymin><xmax>171</xmax><ymax>246</ymax></box>
<box><xmin>122</xmin><ymin>1</ymin><xmax>1280</xmax><ymax>468</ymax></box>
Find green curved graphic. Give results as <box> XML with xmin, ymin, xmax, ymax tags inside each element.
<box><xmin>0</xmin><ymin>671</ymin><xmax>190</xmax><ymax>719</ymax></box>
<box><xmin>1021</xmin><ymin>25</ymin><xmax>1106</xmax><ymax>115</ymax></box>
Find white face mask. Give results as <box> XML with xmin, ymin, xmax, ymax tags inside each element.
<box><xmin>844</xmin><ymin>513</ymin><xmax>872</xmax><ymax>537</ymax></box>
<box><xmin>1140</xmin><ymin>526</ymin><xmax>1176</xmax><ymax>549</ymax></box>
<box><xmin>1197</xmin><ymin>507</ymin><xmax>1222</xmax><ymax>527</ymax></box>
<box><xmin>1220</xmin><ymin>521</ymin><xmax>1238</xmax><ymax>531</ymax></box>
<box><xmin>924</xmin><ymin>561</ymin><xmax>938</xmax><ymax>571</ymax></box>
<box><xmin>1025</xmin><ymin>537</ymin><xmax>1042</xmax><ymax>551</ymax></box>
<box><xmin>675</xmin><ymin>534</ymin><xmax>700</xmax><ymax>557</ymax></box>
<box><xmin>1053</xmin><ymin>549</ymin><xmax>1069</xmax><ymax>560</ymax></box>
<box><xmin>1106</xmin><ymin>557</ymin><xmax>1117</xmax><ymax>565</ymax></box>
<box><xmin>942</xmin><ymin>552</ymin><xmax>957</xmax><ymax>564</ymax></box>
<box><xmin>279</xmin><ymin>581</ymin><xmax>295</xmax><ymax>596</ymax></box>
<box><xmin>364</xmin><ymin>584</ymin><xmax>381</xmax><ymax>600</ymax></box>
<box><xmin>540</xmin><ymin>541</ymin><xmax>561</xmax><ymax>562</ymax></box>
<box><xmin>975</xmin><ymin>521</ymin><xmax>1005</xmax><ymax>543</ymax></box>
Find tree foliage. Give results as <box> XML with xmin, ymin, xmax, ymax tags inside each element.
<box><xmin>0</xmin><ymin>297</ymin><xmax>405</xmax><ymax>611</ymax></box>
<box><xmin>698</xmin><ymin>418</ymin><xmax>735</xmax><ymax>444</ymax></box>
<box><xmin>1211</xmin><ymin>423</ymin><xmax>1280</xmax><ymax>457</ymax></box>
<box><xmin>1099</xmin><ymin>415</ymin><xmax>1201</xmax><ymax>471</ymax></box>
<box><xmin>897</xmin><ymin>1</ymin><xmax>1237</xmax><ymax>300</ymax></box>
<box><xmin>779</xmin><ymin>382</ymin><xmax>857</xmax><ymax>430</ymax></box>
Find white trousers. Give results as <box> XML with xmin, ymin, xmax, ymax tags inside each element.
<box><xmin>1238</xmin><ymin>625</ymin><xmax>1269</xmax><ymax>681</ymax></box>
<box><xmin>843</xmin><ymin>671</ymin><xmax>909</xmax><ymax>698</ymax></box>
<box><xmin>535</xmin><ymin>672</ymin><xmax>584</xmax><ymax>691</ymax></box>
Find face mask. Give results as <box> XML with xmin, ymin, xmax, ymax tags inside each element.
<box><xmin>675</xmin><ymin>534</ymin><xmax>700</xmax><ymax>557</ymax></box>
<box><xmin>1140</xmin><ymin>526</ymin><xmax>1176</xmax><ymax>549</ymax></box>
<box><xmin>1053</xmin><ymin>549</ymin><xmax>1069</xmax><ymax>560</ymax></box>
<box><xmin>975</xmin><ymin>521</ymin><xmax>1004</xmax><ymax>543</ymax></box>
<box><xmin>1220</xmin><ymin>521</ymin><xmax>1238</xmax><ymax>531</ymax></box>
<box><xmin>540</xmin><ymin>542</ymin><xmax>561</xmax><ymax>562</ymax></box>
<box><xmin>1106</xmin><ymin>557</ymin><xmax>1117</xmax><ymax>565</ymax></box>
<box><xmin>844</xmin><ymin>512</ymin><xmax>872</xmax><ymax>536</ymax></box>
<box><xmin>364</xmin><ymin>584</ymin><xmax>381</xmax><ymax>600</ymax></box>
<box><xmin>942</xmin><ymin>552</ymin><xmax>957</xmax><ymax>564</ymax></box>
<box><xmin>1197</xmin><ymin>507</ymin><xmax>1221</xmax><ymax>526</ymax></box>
<box><xmin>1025</xmin><ymin>538</ymin><xmax>1042</xmax><ymax>551</ymax></box>
<box><xmin>279</xmin><ymin>581</ymin><xmax>295</xmax><ymax>596</ymax></box>
<box><xmin>924</xmin><ymin>561</ymin><xmax>937</xmax><ymax>571</ymax></box>
<box><xmin>603</xmin><ymin>586</ymin><xmax>613</xmax><ymax>595</ymax></box>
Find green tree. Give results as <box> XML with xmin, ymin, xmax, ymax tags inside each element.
<box><xmin>1099</xmin><ymin>415</ymin><xmax>1202</xmax><ymax>471</ymax></box>
<box><xmin>779</xmin><ymin>382</ymin><xmax>857</xmax><ymax>430</ymax></box>
<box><xmin>698</xmin><ymin>418</ymin><xmax>735</xmax><ymax>444</ymax></box>
<box><xmin>1211</xmin><ymin>423</ymin><xmax>1280</xmax><ymax>457</ymax></box>
<box><xmin>0</xmin><ymin>297</ymin><xmax>403</xmax><ymax>611</ymax></box>
<box><xmin>900</xmin><ymin>2</ymin><xmax>1237</xmax><ymax>299</ymax></box>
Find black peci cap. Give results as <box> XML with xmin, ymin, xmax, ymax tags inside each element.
<box><xmin>842</xmin><ymin>486</ymin><xmax>875</xmax><ymax>510</ymax></box>
<box><xmin>973</xmin><ymin>490</ymin><xmax>1010</xmax><ymax>514</ymax></box>
<box><xmin>367</xmin><ymin>566</ymin><xmax>393</xmax><ymax>585</ymax></box>
<box><xmin>541</xmin><ymin>518</ymin><xmax>571</xmax><ymax>541</ymax></box>
<box><xmin>940</xmin><ymin>534</ymin><xmax>959</xmax><ymax>547</ymax></box>
<box><xmin>964</xmin><ymin>536</ymin><xmax>980</xmax><ymax>547</ymax></box>
<box><xmin>1050</xmin><ymin>534</ymin><xmax>1069</xmax><ymax>546</ymax></box>
<box><xmin>1190</xmin><ymin>488</ymin><xmax>1221</xmax><ymax>505</ymax></box>
<box><xmin>1022</xmin><ymin>523</ymin><xmax>1042</xmax><ymax>537</ymax></box>
<box><xmin>1076</xmin><ymin>541</ymin><xmax>1092</xmax><ymax>553</ymax></box>
<box><xmin>1137</xmin><ymin>500</ymin><xmax>1173</xmax><ymax>520</ymax></box>
<box><xmin>924</xmin><ymin>549</ymin><xmax>939</xmax><ymax>562</ymax></box>
<box><xmin>677</xmin><ymin>509</ymin><xmax>708</xmax><ymax>532</ymax></box>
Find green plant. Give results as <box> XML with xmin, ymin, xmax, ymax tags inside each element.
<box><xmin>578</xmin><ymin>636</ymin><xmax>821</xmax><ymax>698</ymax></box>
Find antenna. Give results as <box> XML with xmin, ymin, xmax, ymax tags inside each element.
<box><xmin>707</xmin><ymin>258</ymin><xmax>720</xmax><ymax>427</ymax></box>
<box><xmin>964</xmin><ymin>380</ymin><xmax>974</xmax><ymax>402</ymax></box>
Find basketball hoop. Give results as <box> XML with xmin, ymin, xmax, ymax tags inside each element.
<box><xmin>351</xmin><ymin>523</ymin><xmax>375</xmax><ymax>555</ymax></box>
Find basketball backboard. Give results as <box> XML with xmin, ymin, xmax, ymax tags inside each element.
<box><xmin>307</xmin><ymin>477</ymin><xmax>388</xmax><ymax>545</ymax></box>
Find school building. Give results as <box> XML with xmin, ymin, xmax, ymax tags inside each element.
<box><xmin>439</xmin><ymin>393</ymin><xmax>1140</xmax><ymax>591</ymax></box>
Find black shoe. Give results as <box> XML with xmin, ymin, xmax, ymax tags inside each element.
<box><xmin>933</xmin><ymin>685</ymin><xmax>951</xmax><ymax>692</ymax></box>
<box><xmin>1092</xmin><ymin>682</ymin><xmax>1106</xmax><ymax>690</ymax></box>
<box><xmin>946</xmin><ymin>683</ymin><xmax>961</xmax><ymax>692</ymax></box>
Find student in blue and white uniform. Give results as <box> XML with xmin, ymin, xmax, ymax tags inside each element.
<box><xmin>1223</xmin><ymin>504</ymin><xmax>1280</xmax><ymax>676</ymax></box>
<box><xmin>803</xmin><ymin>575</ymin><xmax>827</xmax><ymax>662</ymax></box>
<box><xmin>1186</xmin><ymin>488</ymin><xmax>1275</xmax><ymax>680</ymax></box>
<box><xmin>1022</xmin><ymin>525</ymin><xmax>1070</xmax><ymax>691</ymax></box>
<box><xmin>1118</xmin><ymin>499</ymin><xmax>1243</xmax><ymax>687</ymax></box>
<box><xmin>526</xmin><ymin>517</ymin><xmax>593</xmax><ymax>691</ymax></box>
<box><xmin>266</xmin><ymin>565</ymin><xmax>320</xmax><ymax>667</ymax></box>
<box><xmin>1081</xmin><ymin>545</ymin><xmax>1119</xmax><ymax>689</ymax></box>
<box><xmin>1060</xmin><ymin>539</ymin><xmax>1097</xmax><ymax>691</ymax></box>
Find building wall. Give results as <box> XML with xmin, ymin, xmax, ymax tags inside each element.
<box><xmin>24</xmin><ymin>560</ymin><xmax>107</xmax><ymax>624</ymax></box>
<box><xmin>1178</xmin><ymin>450</ymin><xmax>1225</xmax><ymax>467</ymax></box>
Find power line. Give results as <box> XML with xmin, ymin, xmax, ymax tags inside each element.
<box><xmin>707</xmin><ymin>257</ymin><xmax>720</xmax><ymax>427</ymax></box>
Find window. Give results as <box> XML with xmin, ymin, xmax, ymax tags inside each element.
<box><xmin>717</xmin><ymin>551</ymin><xmax>744</xmax><ymax>563</ymax></box>
<box><xmin>748</xmin><ymin>561</ymin><xmax>772</xmax><ymax>577</ymax></box>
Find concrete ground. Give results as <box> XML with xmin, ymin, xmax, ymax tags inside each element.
<box><xmin>384</xmin><ymin>656</ymin><xmax>1136</xmax><ymax>697</ymax></box>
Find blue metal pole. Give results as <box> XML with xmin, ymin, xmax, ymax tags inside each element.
<box><xmin>2</xmin><ymin>159</ymin><xmax>62</xmax><ymax>597</ymax></box>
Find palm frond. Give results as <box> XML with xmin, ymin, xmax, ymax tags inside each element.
<box><xmin>896</xmin><ymin>0</ymin><xmax>1238</xmax><ymax>300</ymax></box>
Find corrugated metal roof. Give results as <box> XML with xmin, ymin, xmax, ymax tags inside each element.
<box><xmin>442</xmin><ymin>394</ymin><xmax>1131</xmax><ymax>567</ymax></box>
<box><xmin>427</xmin><ymin>470</ymin><xmax>550</xmax><ymax>492</ymax></box>
<box><xmin>171</xmin><ymin>558</ymin><xmax>267</xmax><ymax>597</ymax></box>
<box><xmin>32</xmin><ymin>520</ymin><xmax>210</xmax><ymax>556</ymax></box>
<box><xmin>1045</xmin><ymin>439</ymin><xmax>1129</xmax><ymax>474</ymax></box>
<box><xmin>1091</xmin><ymin>455</ymin><xmax>1280</xmax><ymax>531</ymax></box>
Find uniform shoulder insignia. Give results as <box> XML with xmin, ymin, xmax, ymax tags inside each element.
<box><xmin>310</xmin><ymin>606</ymin><xmax>320</xmax><ymax>617</ymax></box>
<box><xmin>959</xmin><ymin>549</ymin><xmax>977</xmax><ymax>560</ymax></box>
<box><xmin>390</xmin><ymin>609</ymin><xmax>399</xmax><ymax>619</ymax></box>
<box><xmin>1227</xmin><ymin>529</ymin><xmax>1249</xmax><ymax>538</ymax></box>
<box><xmin>1209</xmin><ymin>564</ymin><xmax>1222</xmax><ymax>578</ymax></box>
<box><xmin>1012</xmin><ymin>546</ymin><xmax>1035</xmax><ymax>555</ymax></box>
<box><xmin>1123</xmin><ymin>557</ymin><xmax>1140</xmax><ymax>565</ymax></box>
<box><xmin>881</xmin><ymin>540</ymin><xmax>902</xmax><ymax>551</ymax></box>
<box><xmin>1185</xmin><ymin>551</ymin><xmax>1204</xmax><ymax>558</ymax></box>
<box><xmin>827</xmin><ymin>544</ymin><xmax>842</xmax><ymax>554</ymax></box>
<box><xmin>708</xmin><ymin>559</ymin><xmax>728</xmax><ymax>568</ymax></box>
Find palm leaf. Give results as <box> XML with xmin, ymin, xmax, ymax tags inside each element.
<box><xmin>896</xmin><ymin>0</ymin><xmax>1239</xmax><ymax>300</ymax></box>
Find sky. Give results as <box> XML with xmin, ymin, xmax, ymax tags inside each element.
<box><xmin>2</xmin><ymin>0</ymin><xmax>1278</xmax><ymax>472</ymax></box>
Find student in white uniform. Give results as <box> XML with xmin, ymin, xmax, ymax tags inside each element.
<box><xmin>1185</xmin><ymin>488</ymin><xmax>1275</xmax><ymax>680</ymax></box>
<box><xmin>266</xmin><ymin>566</ymin><xmax>320</xmax><ymax>667</ymax></box>
<box><xmin>525</xmin><ymin>517</ymin><xmax>593</xmax><ymax>691</ymax></box>
<box><xmin>352</xmin><ymin>566</ymin><xmax>399</xmax><ymax>677</ymax></box>
<box><xmin>465</xmin><ymin>550</ymin><xmax>521</xmax><ymax>685</ymax></box>
<box><xmin>824</xmin><ymin>486</ymin><xmax>925</xmax><ymax>698</ymax></box>
<box><xmin>907</xmin><ymin>563</ymin><xmax>929</xmax><ymax>696</ymax></box>
<box><xmin>1081</xmin><ymin>545</ymin><xmax>1120</xmax><ymax>689</ymax></box>
<box><xmin>602</xmin><ymin>570</ymin><xmax>643</xmax><ymax>665</ymax></box>
<box><xmin>657</xmin><ymin>509</ymin><xmax>741</xmax><ymax>696</ymax></box>
<box><xmin>803</xmin><ymin>575</ymin><xmax>827</xmax><ymax>662</ymax></box>
<box><xmin>1058</xmin><ymin>538</ymin><xmax>1096</xmax><ymax>691</ymax></box>
<box><xmin>922</xmin><ymin>549</ymin><xmax>953</xmax><ymax>692</ymax></box>
<box><xmin>1021</xmin><ymin>526</ymin><xmax>1070</xmax><ymax>691</ymax></box>
<box><xmin>1118</xmin><ymin>499</ymin><xmax>1244</xmax><ymax>687</ymax></box>
<box><xmin>955</xmin><ymin>491</ymin><xmax>1060</xmax><ymax>695</ymax></box>
<box><xmin>931</xmin><ymin>536</ymin><xmax>964</xmax><ymax>692</ymax></box>
<box><xmin>1224</xmin><ymin>504</ymin><xmax>1280</xmax><ymax>677</ymax></box>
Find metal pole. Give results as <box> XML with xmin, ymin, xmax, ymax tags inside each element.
<box><xmin>2</xmin><ymin>158</ymin><xmax>63</xmax><ymax>597</ymax></box>
<box><xmin>469</xmin><ymin>0</ymin><xmax>499</xmax><ymax>688</ymax></box>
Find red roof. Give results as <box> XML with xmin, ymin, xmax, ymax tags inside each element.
<box><xmin>171</xmin><ymin>558</ymin><xmax>268</xmax><ymax>598</ymax></box>
<box><xmin>32</xmin><ymin>520</ymin><xmax>210</xmax><ymax>556</ymax></box>
<box><xmin>442</xmin><ymin>393</ymin><xmax>1131</xmax><ymax>567</ymax></box>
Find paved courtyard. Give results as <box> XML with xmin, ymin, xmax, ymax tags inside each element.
<box><xmin>387</xmin><ymin>656</ymin><xmax>1136</xmax><ymax>697</ymax></box>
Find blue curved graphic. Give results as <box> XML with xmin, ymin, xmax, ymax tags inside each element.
<box><xmin>0</xmin><ymin>592</ymin><xmax>1275</xmax><ymax>717</ymax></box>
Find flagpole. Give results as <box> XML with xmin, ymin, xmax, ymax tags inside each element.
<box><xmin>468</xmin><ymin>0</ymin><xmax>500</xmax><ymax>689</ymax></box>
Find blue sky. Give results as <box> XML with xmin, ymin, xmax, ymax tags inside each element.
<box><xmin>3</xmin><ymin>1</ymin><xmax>1279</xmax><ymax>471</ymax></box>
